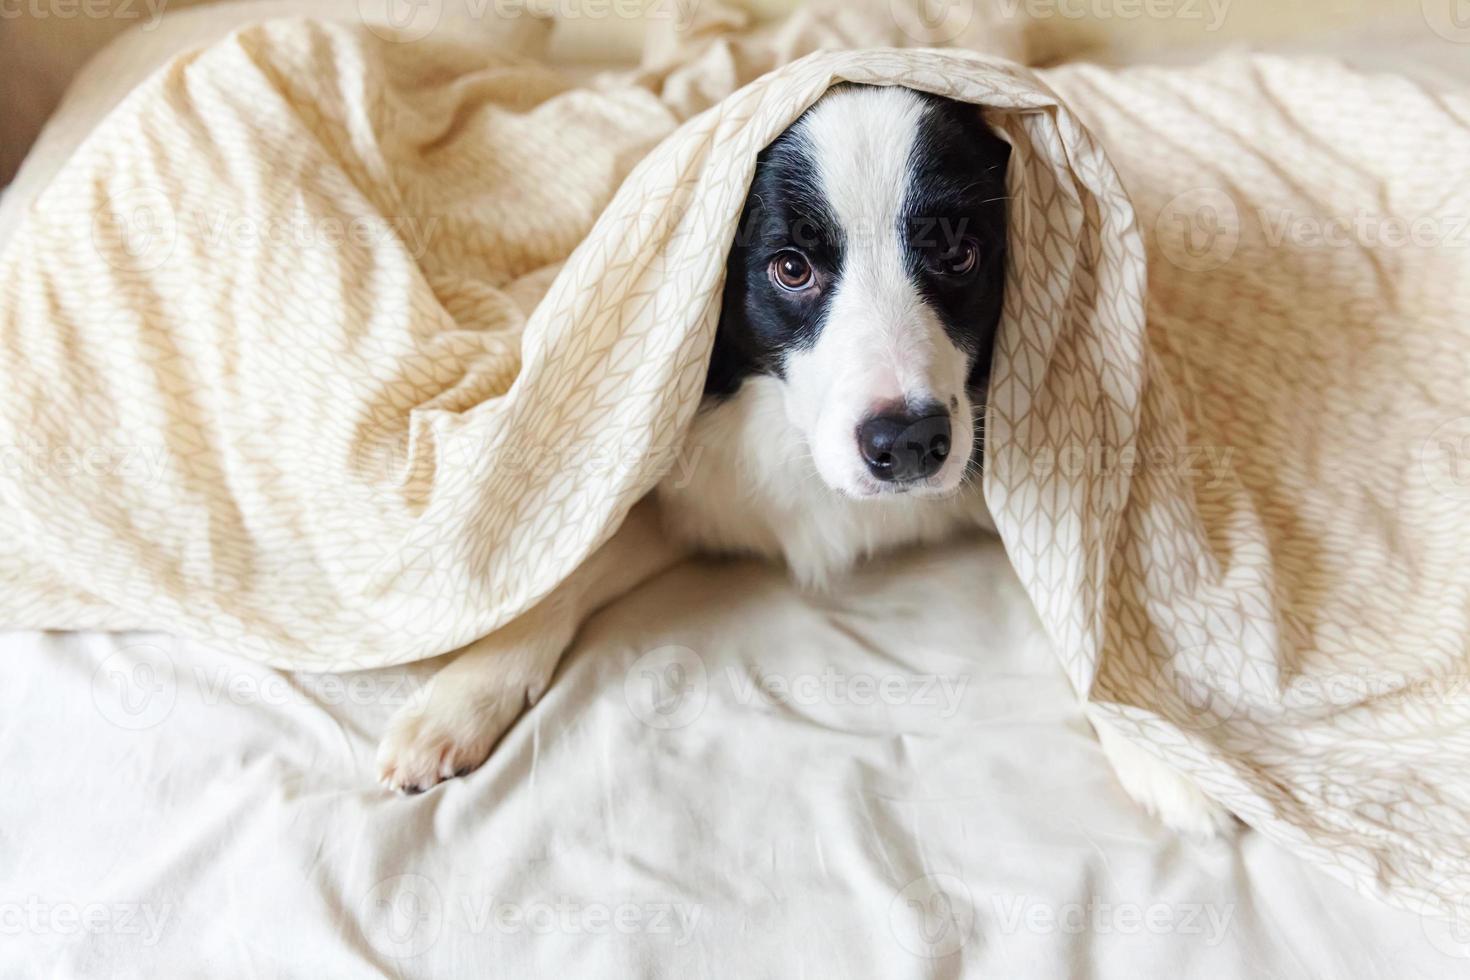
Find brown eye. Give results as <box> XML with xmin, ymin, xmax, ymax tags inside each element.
<box><xmin>769</xmin><ymin>250</ymin><xmax>814</xmax><ymax>292</ymax></box>
<box><xmin>933</xmin><ymin>238</ymin><xmax>980</xmax><ymax>277</ymax></box>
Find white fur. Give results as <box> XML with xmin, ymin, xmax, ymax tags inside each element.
<box><xmin>377</xmin><ymin>86</ymin><xmax>1234</xmax><ymax>840</ymax></box>
<box><xmin>1091</xmin><ymin>712</ymin><xmax>1236</xmax><ymax>840</ymax></box>
<box><xmin>654</xmin><ymin>380</ymin><xmax>1233</xmax><ymax>838</ymax></box>
<box><xmin>782</xmin><ymin>87</ymin><xmax>976</xmax><ymax>500</ymax></box>
<box><xmin>377</xmin><ymin>626</ymin><xmax>559</xmax><ymax>792</ymax></box>
<box><xmin>377</xmin><ymin>500</ymin><xmax>682</xmax><ymax>793</ymax></box>
<box><xmin>657</xmin><ymin>376</ymin><xmax>991</xmax><ymax>588</ymax></box>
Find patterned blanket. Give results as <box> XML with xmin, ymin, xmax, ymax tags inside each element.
<box><xmin>2</xmin><ymin>8</ymin><xmax>1467</xmax><ymax>925</ymax></box>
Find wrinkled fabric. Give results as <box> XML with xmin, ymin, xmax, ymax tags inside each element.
<box><xmin>5</xmin><ymin>544</ymin><xmax>1452</xmax><ymax>976</ymax></box>
<box><xmin>3</xmin><ymin>8</ymin><xmax>1470</xmax><ymax>925</ymax></box>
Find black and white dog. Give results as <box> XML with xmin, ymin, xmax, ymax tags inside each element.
<box><xmin>378</xmin><ymin>85</ymin><xmax>1230</xmax><ymax>838</ymax></box>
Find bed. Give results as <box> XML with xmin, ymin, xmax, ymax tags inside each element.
<box><xmin>2</xmin><ymin>2</ymin><xmax>1465</xmax><ymax>977</ymax></box>
<box><xmin>7</xmin><ymin>546</ymin><xmax>1457</xmax><ymax>976</ymax></box>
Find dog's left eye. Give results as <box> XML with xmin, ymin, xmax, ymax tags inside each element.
<box><xmin>769</xmin><ymin>250</ymin><xmax>815</xmax><ymax>292</ymax></box>
<box><xmin>928</xmin><ymin>237</ymin><xmax>981</xmax><ymax>278</ymax></box>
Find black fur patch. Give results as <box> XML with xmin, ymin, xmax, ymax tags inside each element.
<box><xmin>705</xmin><ymin>126</ymin><xmax>845</xmax><ymax>395</ymax></box>
<box><xmin>902</xmin><ymin>94</ymin><xmax>1011</xmax><ymax>394</ymax></box>
<box><xmin>705</xmin><ymin>86</ymin><xmax>1010</xmax><ymax>401</ymax></box>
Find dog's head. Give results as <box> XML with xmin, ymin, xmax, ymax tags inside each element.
<box><xmin>708</xmin><ymin>84</ymin><xmax>1010</xmax><ymax>499</ymax></box>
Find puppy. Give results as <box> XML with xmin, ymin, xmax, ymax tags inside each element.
<box><xmin>377</xmin><ymin>84</ymin><xmax>1231</xmax><ymax>838</ymax></box>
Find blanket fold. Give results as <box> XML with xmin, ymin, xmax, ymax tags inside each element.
<box><xmin>3</xmin><ymin>8</ymin><xmax>1468</xmax><ymax>926</ymax></box>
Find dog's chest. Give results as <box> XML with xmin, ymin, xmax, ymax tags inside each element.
<box><xmin>655</xmin><ymin>378</ymin><xmax>992</xmax><ymax>587</ymax></box>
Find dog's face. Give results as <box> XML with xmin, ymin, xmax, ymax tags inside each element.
<box><xmin>708</xmin><ymin>85</ymin><xmax>1010</xmax><ymax>499</ymax></box>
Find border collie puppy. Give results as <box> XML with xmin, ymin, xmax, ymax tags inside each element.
<box><xmin>378</xmin><ymin>85</ymin><xmax>1230</xmax><ymax>838</ymax></box>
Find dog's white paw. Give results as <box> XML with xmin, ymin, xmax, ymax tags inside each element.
<box><xmin>376</xmin><ymin>677</ymin><xmax>530</xmax><ymax>795</ymax></box>
<box><xmin>1093</xmin><ymin>714</ymin><xmax>1236</xmax><ymax>841</ymax></box>
<box><xmin>376</xmin><ymin>614</ymin><xmax>571</xmax><ymax>795</ymax></box>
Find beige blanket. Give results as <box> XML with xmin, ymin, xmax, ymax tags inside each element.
<box><xmin>2</xmin><ymin>7</ymin><xmax>1468</xmax><ymax>925</ymax></box>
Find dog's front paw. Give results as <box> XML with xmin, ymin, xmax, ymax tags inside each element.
<box><xmin>376</xmin><ymin>677</ymin><xmax>529</xmax><ymax>795</ymax></box>
<box><xmin>1093</xmin><ymin>714</ymin><xmax>1236</xmax><ymax>841</ymax></box>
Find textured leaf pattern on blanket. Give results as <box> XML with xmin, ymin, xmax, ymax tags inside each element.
<box><xmin>2</xmin><ymin>17</ymin><xmax>1469</xmax><ymax>925</ymax></box>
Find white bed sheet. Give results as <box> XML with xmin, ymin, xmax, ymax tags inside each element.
<box><xmin>0</xmin><ymin>538</ymin><xmax>1458</xmax><ymax>977</ymax></box>
<box><xmin>3</xmin><ymin>6</ymin><xmax>1467</xmax><ymax>978</ymax></box>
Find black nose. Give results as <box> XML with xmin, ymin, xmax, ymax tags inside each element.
<box><xmin>857</xmin><ymin>410</ymin><xmax>952</xmax><ymax>483</ymax></box>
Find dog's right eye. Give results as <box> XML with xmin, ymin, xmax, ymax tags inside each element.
<box><xmin>769</xmin><ymin>251</ymin><xmax>814</xmax><ymax>292</ymax></box>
